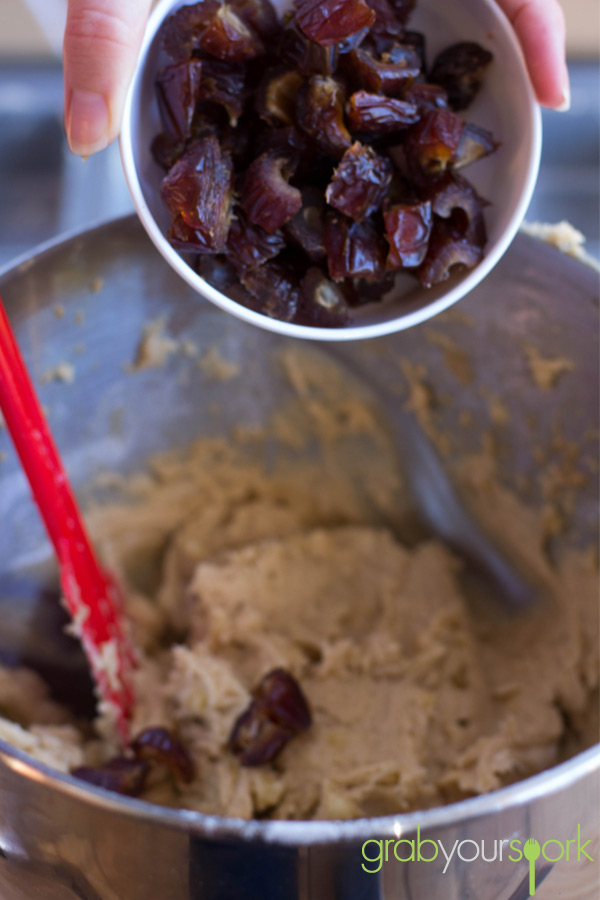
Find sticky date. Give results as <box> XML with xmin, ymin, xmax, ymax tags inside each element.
<box><xmin>296</xmin><ymin>76</ymin><xmax>352</xmax><ymax>157</ymax></box>
<box><xmin>230</xmin><ymin>0</ymin><xmax>279</xmax><ymax>40</ymax></box>
<box><xmin>294</xmin><ymin>0</ymin><xmax>375</xmax><ymax>47</ymax></box>
<box><xmin>229</xmin><ymin>668</ymin><xmax>312</xmax><ymax>765</ymax></box>
<box><xmin>240</xmin><ymin>261</ymin><xmax>301</xmax><ymax>320</ymax></box>
<box><xmin>346</xmin><ymin>91</ymin><xmax>419</xmax><ymax>134</ymax></box>
<box><xmin>226</xmin><ymin>209</ymin><xmax>285</xmax><ymax>269</ymax></box>
<box><xmin>161</xmin><ymin>1</ymin><xmax>221</xmax><ymax>61</ymax></box>
<box><xmin>156</xmin><ymin>60</ymin><xmax>203</xmax><ymax>140</ymax></box>
<box><xmin>241</xmin><ymin>150</ymin><xmax>302</xmax><ymax>232</ymax></box>
<box><xmin>430</xmin><ymin>42</ymin><xmax>494</xmax><ymax>112</ymax></box>
<box><xmin>347</xmin><ymin>46</ymin><xmax>421</xmax><ymax>94</ymax></box>
<box><xmin>384</xmin><ymin>201</ymin><xmax>433</xmax><ymax>268</ymax></box>
<box><xmin>417</xmin><ymin>218</ymin><xmax>483</xmax><ymax>287</ymax></box>
<box><xmin>256</xmin><ymin>67</ymin><xmax>304</xmax><ymax>126</ymax></box>
<box><xmin>405</xmin><ymin>109</ymin><xmax>464</xmax><ymax>174</ymax></box>
<box><xmin>326</xmin><ymin>142</ymin><xmax>392</xmax><ymax>221</ymax></box>
<box><xmin>325</xmin><ymin>214</ymin><xmax>387</xmax><ymax>280</ymax></box>
<box><xmin>278</xmin><ymin>15</ymin><xmax>339</xmax><ymax>75</ymax></box>
<box><xmin>131</xmin><ymin>727</ymin><xmax>195</xmax><ymax>784</ymax></box>
<box><xmin>196</xmin><ymin>57</ymin><xmax>245</xmax><ymax>126</ymax></box>
<box><xmin>160</xmin><ymin>137</ymin><xmax>234</xmax><ymax>252</ymax></box>
<box><xmin>284</xmin><ymin>186</ymin><xmax>327</xmax><ymax>261</ymax></box>
<box><xmin>452</xmin><ymin>122</ymin><xmax>499</xmax><ymax>170</ymax></box>
<box><xmin>297</xmin><ymin>267</ymin><xmax>351</xmax><ymax>326</ymax></box>
<box><xmin>199</xmin><ymin>4</ymin><xmax>264</xmax><ymax>61</ymax></box>
<box><xmin>72</xmin><ymin>758</ymin><xmax>150</xmax><ymax>797</ymax></box>
<box><xmin>418</xmin><ymin>171</ymin><xmax>486</xmax><ymax>243</ymax></box>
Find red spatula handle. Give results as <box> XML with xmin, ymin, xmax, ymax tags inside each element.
<box><xmin>0</xmin><ymin>297</ymin><xmax>135</xmax><ymax>742</ymax></box>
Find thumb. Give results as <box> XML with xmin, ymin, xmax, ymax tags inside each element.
<box><xmin>64</xmin><ymin>0</ymin><xmax>154</xmax><ymax>157</ymax></box>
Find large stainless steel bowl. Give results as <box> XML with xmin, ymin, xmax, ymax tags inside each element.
<box><xmin>0</xmin><ymin>216</ymin><xmax>597</xmax><ymax>900</ymax></box>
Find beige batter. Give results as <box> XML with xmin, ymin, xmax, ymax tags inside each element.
<box><xmin>0</xmin><ymin>350</ymin><xmax>597</xmax><ymax>821</ymax></box>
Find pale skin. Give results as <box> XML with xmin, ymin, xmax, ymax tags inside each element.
<box><xmin>63</xmin><ymin>0</ymin><xmax>570</xmax><ymax>157</ymax></box>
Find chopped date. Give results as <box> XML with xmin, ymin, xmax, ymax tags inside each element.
<box><xmin>196</xmin><ymin>57</ymin><xmax>245</xmax><ymax>125</ymax></box>
<box><xmin>346</xmin><ymin>91</ymin><xmax>419</xmax><ymax>134</ymax></box>
<box><xmin>349</xmin><ymin>272</ymin><xmax>395</xmax><ymax>302</ymax></box>
<box><xmin>337</xmin><ymin>26</ymin><xmax>371</xmax><ymax>54</ymax></box>
<box><xmin>418</xmin><ymin>171</ymin><xmax>486</xmax><ymax>242</ymax></box>
<box><xmin>256</xmin><ymin>67</ymin><xmax>304</xmax><ymax>126</ymax></box>
<box><xmin>71</xmin><ymin>728</ymin><xmax>195</xmax><ymax>796</ymax></box>
<box><xmin>278</xmin><ymin>15</ymin><xmax>339</xmax><ymax>75</ymax></box>
<box><xmin>253</xmin><ymin>124</ymin><xmax>309</xmax><ymax>160</ymax></box>
<box><xmin>388</xmin><ymin>0</ymin><xmax>417</xmax><ymax>25</ymax></box>
<box><xmin>405</xmin><ymin>109</ymin><xmax>464</xmax><ymax>174</ymax></box>
<box><xmin>160</xmin><ymin>137</ymin><xmax>234</xmax><ymax>252</ymax></box>
<box><xmin>297</xmin><ymin>267</ymin><xmax>351</xmax><ymax>326</ymax></box>
<box><xmin>294</xmin><ymin>0</ymin><xmax>375</xmax><ymax>47</ymax></box>
<box><xmin>229</xmin><ymin>0</ymin><xmax>279</xmax><ymax>39</ymax></box>
<box><xmin>283</xmin><ymin>187</ymin><xmax>327</xmax><ymax>261</ymax></box>
<box><xmin>452</xmin><ymin>122</ymin><xmax>499</xmax><ymax>170</ymax></box>
<box><xmin>401</xmin><ymin>30</ymin><xmax>426</xmax><ymax>69</ymax></box>
<box><xmin>326</xmin><ymin>142</ymin><xmax>392</xmax><ymax>221</ymax></box>
<box><xmin>296</xmin><ymin>77</ymin><xmax>352</xmax><ymax>157</ymax></box>
<box><xmin>169</xmin><ymin>212</ymin><xmax>220</xmax><ymax>252</ymax></box>
<box><xmin>199</xmin><ymin>4</ymin><xmax>264</xmax><ymax>61</ymax></box>
<box><xmin>404</xmin><ymin>82</ymin><xmax>448</xmax><ymax>112</ymax></box>
<box><xmin>367</xmin><ymin>0</ymin><xmax>404</xmax><ymax>53</ymax></box>
<box><xmin>429</xmin><ymin>42</ymin><xmax>494</xmax><ymax>112</ymax></box>
<box><xmin>229</xmin><ymin>668</ymin><xmax>312</xmax><ymax>765</ymax></box>
<box><xmin>161</xmin><ymin>1</ymin><xmax>221</xmax><ymax>60</ymax></box>
<box><xmin>417</xmin><ymin>218</ymin><xmax>483</xmax><ymax>287</ymax></box>
<box><xmin>131</xmin><ymin>727</ymin><xmax>195</xmax><ymax>784</ymax></box>
<box><xmin>240</xmin><ymin>261</ymin><xmax>301</xmax><ymax>320</ymax></box>
<box><xmin>153</xmin><ymin>0</ymin><xmax>498</xmax><ymax>326</ymax></box>
<box><xmin>384</xmin><ymin>201</ymin><xmax>433</xmax><ymax>268</ymax></box>
<box><xmin>198</xmin><ymin>253</ymin><xmax>264</xmax><ymax>308</ymax></box>
<box><xmin>229</xmin><ymin>705</ymin><xmax>293</xmax><ymax>765</ymax></box>
<box><xmin>347</xmin><ymin>47</ymin><xmax>421</xmax><ymax>95</ymax></box>
<box><xmin>325</xmin><ymin>214</ymin><xmax>387</xmax><ymax>280</ymax></box>
<box><xmin>156</xmin><ymin>60</ymin><xmax>203</xmax><ymax>140</ymax></box>
<box><xmin>253</xmin><ymin>668</ymin><xmax>313</xmax><ymax>732</ymax></box>
<box><xmin>151</xmin><ymin>132</ymin><xmax>185</xmax><ymax>171</ymax></box>
<box><xmin>241</xmin><ymin>150</ymin><xmax>302</xmax><ymax>232</ymax></box>
<box><xmin>226</xmin><ymin>209</ymin><xmax>286</xmax><ymax>269</ymax></box>
<box><xmin>72</xmin><ymin>758</ymin><xmax>150</xmax><ymax>797</ymax></box>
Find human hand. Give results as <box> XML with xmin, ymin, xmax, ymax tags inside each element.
<box><xmin>496</xmin><ymin>0</ymin><xmax>569</xmax><ymax>110</ymax></box>
<box><xmin>63</xmin><ymin>0</ymin><xmax>570</xmax><ymax>158</ymax></box>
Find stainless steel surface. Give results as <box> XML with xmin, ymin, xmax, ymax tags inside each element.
<box><xmin>0</xmin><ymin>216</ymin><xmax>598</xmax><ymax>899</ymax></box>
<box><xmin>329</xmin><ymin>351</ymin><xmax>536</xmax><ymax>607</ymax></box>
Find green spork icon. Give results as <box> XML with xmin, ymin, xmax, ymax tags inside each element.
<box><xmin>523</xmin><ymin>839</ymin><xmax>541</xmax><ymax>895</ymax></box>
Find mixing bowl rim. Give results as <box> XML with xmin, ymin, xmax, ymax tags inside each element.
<box><xmin>0</xmin><ymin>739</ymin><xmax>597</xmax><ymax>845</ymax></box>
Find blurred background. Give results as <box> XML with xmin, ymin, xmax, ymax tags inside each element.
<box><xmin>0</xmin><ymin>0</ymin><xmax>598</xmax><ymax>269</ymax></box>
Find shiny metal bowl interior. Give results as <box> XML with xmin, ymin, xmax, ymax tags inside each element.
<box><xmin>0</xmin><ymin>216</ymin><xmax>597</xmax><ymax>899</ymax></box>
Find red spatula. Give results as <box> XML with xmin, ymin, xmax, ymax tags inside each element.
<box><xmin>0</xmin><ymin>296</ymin><xmax>135</xmax><ymax>743</ymax></box>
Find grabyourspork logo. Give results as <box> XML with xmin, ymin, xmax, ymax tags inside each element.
<box><xmin>361</xmin><ymin>825</ymin><xmax>594</xmax><ymax>896</ymax></box>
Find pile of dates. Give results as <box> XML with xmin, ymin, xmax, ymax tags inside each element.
<box><xmin>153</xmin><ymin>0</ymin><xmax>498</xmax><ymax>327</ymax></box>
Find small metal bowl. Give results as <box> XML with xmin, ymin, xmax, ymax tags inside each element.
<box><xmin>120</xmin><ymin>0</ymin><xmax>541</xmax><ymax>342</ymax></box>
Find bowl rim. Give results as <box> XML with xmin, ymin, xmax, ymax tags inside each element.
<box><xmin>120</xmin><ymin>0</ymin><xmax>543</xmax><ymax>342</ymax></box>
<box><xmin>0</xmin><ymin>214</ymin><xmax>597</xmax><ymax>847</ymax></box>
<box><xmin>0</xmin><ymin>738</ymin><xmax>597</xmax><ymax>845</ymax></box>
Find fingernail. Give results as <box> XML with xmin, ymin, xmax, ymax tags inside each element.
<box><xmin>66</xmin><ymin>89</ymin><xmax>110</xmax><ymax>156</ymax></box>
<box><xmin>556</xmin><ymin>81</ymin><xmax>571</xmax><ymax>113</ymax></box>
